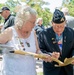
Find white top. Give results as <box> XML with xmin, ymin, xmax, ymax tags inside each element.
<box><xmin>1</xmin><ymin>27</ymin><xmax>37</xmax><ymax>75</ymax></box>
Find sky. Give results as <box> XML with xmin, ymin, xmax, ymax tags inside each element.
<box><xmin>0</xmin><ymin>0</ymin><xmax>7</xmax><ymax>3</ymax></box>
<box><xmin>43</xmin><ymin>0</ymin><xmax>63</xmax><ymax>12</ymax></box>
<box><xmin>0</xmin><ymin>0</ymin><xmax>63</xmax><ymax>13</ymax></box>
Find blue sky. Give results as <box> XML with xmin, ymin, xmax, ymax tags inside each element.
<box><xmin>0</xmin><ymin>0</ymin><xmax>63</xmax><ymax>12</ymax></box>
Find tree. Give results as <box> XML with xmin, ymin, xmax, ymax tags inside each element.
<box><xmin>22</xmin><ymin>0</ymin><xmax>52</xmax><ymax>26</ymax></box>
<box><xmin>0</xmin><ymin>4</ymin><xmax>5</xmax><ymax>24</ymax></box>
<box><xmin>0</xmin><ymin>0</ymin><xmax>53</xmax><ymax>27</ymax></box>
<box><xmin>62</xmin><ymin>0</ymin><xmax>74</xmax><ymax>16</ymax></box>
<box><xmin>5</xmin><ymin>0</ymin><xmax>20</xmax><ymax>15</ymax></box>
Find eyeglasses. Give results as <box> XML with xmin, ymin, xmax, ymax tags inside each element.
<box><xmin>55</xmin><ymin>26</ymin><xmax>65</xmax><ymax>29</ymax></box>
<box><xmin>53</xmin><ymin>23</ymin><xmax>65</xmax><ymax>29</ymax></box>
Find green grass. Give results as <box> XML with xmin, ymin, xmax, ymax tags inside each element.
<box><xmin>37</xmin><ymin>72</ymin><xmax>43</xmax><ymax>75</ymax></box>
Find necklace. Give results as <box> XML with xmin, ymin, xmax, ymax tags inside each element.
<box><xmin>25</xmin><ymin>41</ymin><xmax>30</xmax><ymax>47</ymax></box>
<box><xmin>19</xmin><ymin>39</ymin><xmax>25</xmax><ymax>50</ymax></box>
<box><xmin>18</xmin><ymin>37</ymin><xmax>30</xmax><ymax>51</ymax></box>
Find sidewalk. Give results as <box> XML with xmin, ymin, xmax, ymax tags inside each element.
<box><xmin>36</xmin><ymin>59</ymin><xmax>43</xmax><ymax>73</ymax></box>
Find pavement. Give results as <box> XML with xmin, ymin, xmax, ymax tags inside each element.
<box><xmin>36</xmin><ymin>59</ymin><xmax>43</xmax><ymax>72</ymax></box>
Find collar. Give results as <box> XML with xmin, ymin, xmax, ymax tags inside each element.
<box><xmin>4</xmin><ymin>14</ymin><xmax>11</xmax><ymax>23</ymax></box>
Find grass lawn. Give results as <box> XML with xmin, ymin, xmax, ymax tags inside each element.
<box><xmin>37</xmin><ymin>72</ymin><xmax>43</xmax><ymax>75</ymax></box>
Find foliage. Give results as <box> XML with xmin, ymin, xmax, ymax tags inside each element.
<box><xmin>0</xmin><ymin>4</ymin><xmax>5</xmax><ymax>8</ymax></box>
<box><xmin>0</xmin><ymin>4</ymin><xmax>5</xmax><ymax>23</ymax></box>
<box><xmin>0</xmin><ymin>16</ymin><xmax>2</xmax><ymax>23</ymax></box>
<box><xmin>62</xmin><ymin>0</ymin><xmax>74</xmax><ymax>17</ymax></box>
<box><xmin>5</xmin><ymin>0</ymin><xmax>20</xmax><ymax>14</ymax></box>
<box><xmin>0</xmin><ymin>0</ymin><xmax>52</xmax><ymax>26</ymax></box>
<box><xmin>37</xmin><ymin>72</ymin><xmax>43</xmax><ymax>75</ymax></box>
<box><xmin>23</xmin><ymin>0</ymin><xmax>52</xmax><ymax>26</ymax></box>
<box><xmin>41</xmin><ymin>8</ymin><xmax>52</xmax><ymax>27</ymax></box>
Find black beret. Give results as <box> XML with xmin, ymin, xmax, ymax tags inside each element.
<box><xmin>52</xmin><ymin>9</ymin><xmax>65</xmax><ymax>24</ymax></box>
<box><xmin>0</xmin><ymin>6</ymin><xmax>10</xmax><ymax>14</ymax></box>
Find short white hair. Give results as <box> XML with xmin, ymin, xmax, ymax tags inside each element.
<box><xmin>61</xmin><ymin>7</ymin><xmax>69</xmax><ymax>15</ymax></box>
<box><xmin>36</xmin><ymin>18</ymin><xmax>43</xmax><ymax>24</ymax></box>
<box><xmin>15</xmin><ymin>6</ymin><xmax>37</xmax><ymax>29</ymax></box>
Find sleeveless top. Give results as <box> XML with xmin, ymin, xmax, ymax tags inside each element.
<box><xmin>1</xmin><ymin>27</ymin><xmax>37</xmax><ymax>75</ymax></box>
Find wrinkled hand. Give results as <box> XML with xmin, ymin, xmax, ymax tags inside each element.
<box><xmin>42</xmin><ymin>52</ymin><xmax>60</xmax><ymax>63</ymax></box>
<box><xmin>71</xmin><ymin>61</ymin><xmax>74</xmax><ymax>65</ymax></box>
<box><xmin>42</xmin><ymin>54</ymin><xmax>52</xmax><ymax>62</ymax></box>
<box><xmin>71</xmin><ymin>56</ymin><xmax>74</xmax><ymax>65</ymax></box>
<box><xmin>51</xmin><ymin>52</ymin><xmax>60</xmax><ymax>60</ymax></box>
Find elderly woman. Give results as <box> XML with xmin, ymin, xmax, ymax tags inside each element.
<box><xmin>0</xmin><ymin>6</ymin><xmax>40</xmax><ymax>75</ymax></box>
<box><xmin>34</xmin><ymin>18</ymin><xmax>45</xmax><ymax>36</ymax></box>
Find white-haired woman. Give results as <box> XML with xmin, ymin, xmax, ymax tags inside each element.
<box><xmin>0</xmin><ymin>6</ymin><xmax>40</xmax><ymax>75</ymax></box>
<box><xmin>34</xmin><ymin>18</ymin><xmax>45</xmax><ymax>36</ymax></box>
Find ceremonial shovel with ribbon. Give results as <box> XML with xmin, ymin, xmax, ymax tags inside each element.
<box><xmin>0</xmin><ymin>45</ymin><xmax>74</xmax><ymax>67</ymax></box>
